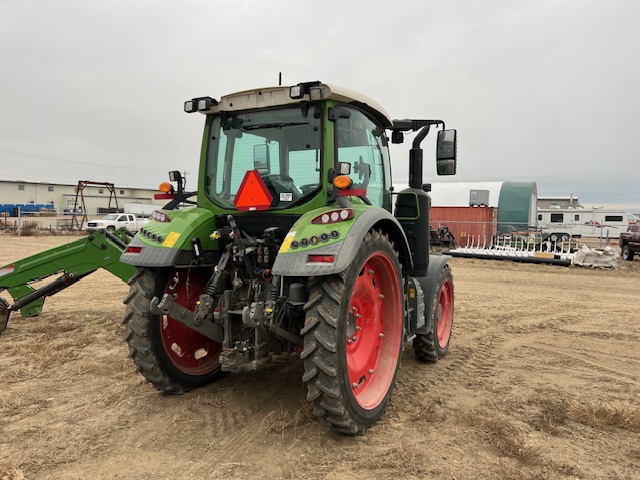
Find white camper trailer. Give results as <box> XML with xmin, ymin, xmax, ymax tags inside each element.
<box><xmin>123</xmin><ymin>203</ymin><xmax>157</xmax><ymax>217</ymax></box>
<box><xmin>537</xmin><ymin>207</ymin><xmax>630</xmax><ymax>241</ymax></box>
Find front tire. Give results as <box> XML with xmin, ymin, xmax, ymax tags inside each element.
<box><xmin>622</xmin><ymin>245</ymin><xmax>634</xmax><ymax>261</ymax></box>
<box><xmin>301</xmin><ymin>230</ymin><xmax>404</xmax><ymax>435</ymax></box>
<box><xmin>413</xmin><ymin>264</ymin><xmax>454</xmax><ymax>362</ymax></box>
<box><xmin>123</xmin><ymin>268</ymin><xmax>224</xmax><ymax>394</ymax></box>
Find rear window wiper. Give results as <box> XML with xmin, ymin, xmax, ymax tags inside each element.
<box><xmin>242</xmin><ymin>122</ymin><xmax>308</xmax><ymax>131</ymax></box>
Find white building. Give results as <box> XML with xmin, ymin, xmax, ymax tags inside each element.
<box><xmin>0</xmin><ymin>179</ymin><xmax>166</xmax><ymax>215</ymax></box>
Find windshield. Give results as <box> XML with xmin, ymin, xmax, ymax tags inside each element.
<box><xmin>103</xmin><ymin>214</ymin><xmax>119</xmax><ymax>220</ymax></box>
<box><xmin>205</xmin><ymin>106</ymin><xmax>322</xmax><ymax>210</ymax></box>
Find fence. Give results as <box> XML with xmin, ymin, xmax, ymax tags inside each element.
<box><xmin>430</xmin><ymin>218</ymin><xmax>621</xmax><ymax>251</ymax></box>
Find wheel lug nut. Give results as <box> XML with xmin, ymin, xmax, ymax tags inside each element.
<box><xmin>369</xmin><ymin>369</ymin><xmax>375</xmax><ymax>375</ymax></box>
<box><xmin>352</xmin><ymin>383</ymin><xmax>359</xmax><ymax>389</ymax></box>
<box><xmin>353</xmin><ymin>336</ymin><xmax>358</xmax><ymax>342</ymax></box>
<box><xmin>379</xmin><ymin>333</ymin><xmax>385</xmax><ymax>338</ymax></box>
<box><xmin>355</xmin><ymin>314</ymin><xmax>361</xmax><ymax>319</ymax></box>
<box><xmin>379</xmin><ymin>294</ymin><xmax>385</xmax><ymax>299</ymax></box>
<box><xmin>355</xmin><ymin>326</ymin><xmax>361</xmax><ymax>331</ymax></box>
<box><xmin>369</xmin><ymin>269</ymin><xmax>374</xmax><ymax>274</ymax></box>
<box><xmin>347</xmin><ymin>339</ymin><xmax>353</xmax><ymax>344</ymax></box>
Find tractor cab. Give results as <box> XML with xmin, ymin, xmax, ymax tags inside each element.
<box><xmin>186</xmin><ymin>82</ymin><xmax>399</xmax><ymax>218</ymax></box>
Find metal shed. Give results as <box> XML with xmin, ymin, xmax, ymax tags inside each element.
<box><xmin>425</xmin><ymin>181</ymin><xmax>538</xmax><ymax>234</ymax></box>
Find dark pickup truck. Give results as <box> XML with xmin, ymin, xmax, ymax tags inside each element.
<box><xmin>619</xmin><ymin>229</ymin><xmax>640</xmax><ymax>261</ymax></box>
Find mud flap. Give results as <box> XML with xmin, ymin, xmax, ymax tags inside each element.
<box><xmin>413</xmin><ymin>254</ymin><xmax>451</xmax><ymax>336</ymax></box>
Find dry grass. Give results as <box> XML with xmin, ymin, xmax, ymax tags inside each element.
<box><xmin>461</xmin><ymin>409</ymin><xmax>541</xmax><ymax>464</ymax></box>
<box><xmin>527</xmin><ymin>397</ymin><xmax>571</xmax><ymax>435</ymax></box>
<box><xmin>260</xmin><ymin>400</ymin><xmax>315</xmax><ymax>437</ymax></box>
<box><xmin>0</xmin><ymin>332</ymin><xmax>103</xmax><ymax>381</ymax></box>
<box><xmin>0</xmin><ymin>464</ymin><xmax>25</xmax><ymax>480</ymax></box>
<box><xmin>367</xmin><ymin>441</ymin><xmax>425</xmax><ymax>477</ymax></box>
<box><xmin>570</xmin><ymin>402</ymin><xmax>640</xmax><ymax>433</ymax></box>
<box><xmin>494</xmin><ymin>460</ymin><xmax>567</xmax><ymax>480</ymax></box>
<box><xmin>527</xmin><ymin>394</ymin><xmax>640</xmax><ymax>434</ymax></box>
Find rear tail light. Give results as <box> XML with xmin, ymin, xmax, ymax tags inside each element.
<box><xmin>125</xmin><ymin>246</ymin><xmax>142</xmax><ymax>254</ymax></box>
<box><xmin>152</xmin><ymin>210</ymin><xmax>171</xmax><ymax>222</ymax></box>
<box><xmin>308</xmin><ymin>255</ymin><xmax>335</xmax><ymax>263</ymax></box>
<box><xmin>311</xmin><ymin>208</ymin><xmax>354</xmax><ymax>225</ymax></box>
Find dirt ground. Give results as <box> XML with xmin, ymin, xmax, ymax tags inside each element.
<box><xmin>1</xmin><ymin>234</ymin><xmax>639</xmax><ymax>480</ymax></box>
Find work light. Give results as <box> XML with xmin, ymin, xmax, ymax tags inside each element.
<box><xmin>289</xmin><ymin>85</ymin><xmax>304</xmax><ymax>99</ymax></box>
<box><xmin>309</xmin><ymin>86</ymin><xmax>323</xmax><ymax>101</ymax></box>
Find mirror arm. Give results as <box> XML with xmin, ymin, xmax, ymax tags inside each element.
<box><xmin>412</xmin><ymin>124</ymin><xmax>431</xmax><ymax>149</ymax></box>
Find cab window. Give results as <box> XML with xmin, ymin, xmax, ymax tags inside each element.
<box><xmin>334</xmin><ymin>107</ymin><xmax>390</xmax><ymax>208</ymax></box>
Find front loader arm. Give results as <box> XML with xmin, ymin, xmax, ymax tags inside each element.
<box><xmin>0</xmin><ymin>229</ymin><xmax>137</xmax><ymax>332</ymax></box>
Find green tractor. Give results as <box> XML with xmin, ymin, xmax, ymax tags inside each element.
<box><xmin>119</xmin><ymin>81</ymin><xmax>457</xmax><ymax>435</ymax></box>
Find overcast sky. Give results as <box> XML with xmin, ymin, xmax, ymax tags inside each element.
<box><xmin>1</xmin><ymin>0</ymin><xmax>638</xmax><ymax>211</ymax></box>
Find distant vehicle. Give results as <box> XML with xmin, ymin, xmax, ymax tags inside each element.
<box><xmin>86</xmin><ymin>213</ymin><xmax>149</xmax><ymax>233</ymax></box>
<box><xmin>537</xmin><ymin>207</ymin><xmax>630</xmax><ymax>242</ymax></box>
<box><xmin>619</xmin><ymin>229</ymin><xmax>640</xmax><ymax>261</ymax></box>
<box><xmin>124</xmin><ymin>203</ymin><xmax>158</xmax><ymax>217</ymax></box>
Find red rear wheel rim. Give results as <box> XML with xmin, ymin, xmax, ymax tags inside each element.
<box><xmin>160</xmin><ymin>270</ymin><xmax>222</xmax><ymax>375</ymax></box>
<box><xmin>436</xmin><ymin>278</ymin><xmax>453</xmax><ymax>349</ymax></box>
<box><xmin>346</xmin><ymin>252</ymin><xmax>402</xmax><ymax>410</ymax></box>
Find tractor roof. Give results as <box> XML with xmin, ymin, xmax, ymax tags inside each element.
<box><xmin>199</xmin><ymin>82</ymin><xmax>393</xmax><ymax>128</ymax></box>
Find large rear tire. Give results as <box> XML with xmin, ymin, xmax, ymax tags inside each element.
<box><xmin>413</xmin><ymin>264</ymin><xmax>454</xmax><ymax>362</ymax></box>
<box><xmin>123</xmin><ymin>268</ymin><xmax>224</xmax><ymax>394</ymax></box>
<box><xmin>301</xmin><ymin>230</ymin><xmax>404</xmax><ymax>435</ymax></box>
<box><xmin>621</xmin><ymin>245</ymin><xmax>634</xmax><ymax>261</ymax></box>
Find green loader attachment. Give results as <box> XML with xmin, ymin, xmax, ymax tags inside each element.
<box><xmin>0</xmin><ymin>229</ymin><xmax>136</xmax><ymax>334</ymax></box>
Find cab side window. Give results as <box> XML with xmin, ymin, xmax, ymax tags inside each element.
<box><xmin>335</xmin><ymin>107</ymin><xmax>390</xmax><ymax>208</ymax></box>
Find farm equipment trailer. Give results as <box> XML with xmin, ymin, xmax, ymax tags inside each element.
<box><xmin>0</xmin><ymin>81</ymin><xmax>458</xmax><ymax>435</ymax></box>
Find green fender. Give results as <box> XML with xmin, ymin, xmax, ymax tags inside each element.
<box><xmin>119</xmin><ymin>207</ymin><xmax>219</xmax><ymax>267</ymax></box>
<box><xmin>272</xmin><ymin>205</ymin><xmax>413</xmax><ymax>277</ymax></box>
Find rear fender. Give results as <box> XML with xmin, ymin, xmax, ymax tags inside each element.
<box><xmin>272</xmin><ymin>205</ymin><xmax>413</xmax><ymax>277</ymax></box>
<box><xmin>413</xmin><ymin>254</ymin><xmax>452</xmax><ymax>335</ymax></box>
<box><xmin>120</xmin><ymin>208</ymin><xmax>218</xmax><ymax>267</ymax></box>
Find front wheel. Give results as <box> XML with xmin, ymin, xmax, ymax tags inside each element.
<box><xmin>413</xmin><ymin>264</ymin><xmax>454</xmax><ymax>362</ymax></box>
<box><xmin>123</xmin><ymin>267</ymin><xmax>224</xmax><ymax>394</ymax></box>
<box><xmin>622</xmin><ymin>245</ymin><xmax>634</xmax><ymax>261</ymax></box>
<box><xmin>301</xmin><ymin>230</ymin><xmax>404</xmax><ymax>435</ymax></box>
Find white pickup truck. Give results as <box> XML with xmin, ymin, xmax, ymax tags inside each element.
<box><xmin>86</xmin><ymin>213</ymin><xmax>149</xmax><ymax>233</ymax></box>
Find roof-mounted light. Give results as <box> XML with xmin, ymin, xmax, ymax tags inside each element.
<box><xmin>184</xmin><ymin>100</ymin><xmax>197</xmax><ymax>113</ymax></box>
<box><xmin>289</xmin><ymin>81</ymin><xmax>323</xmax><ymax>100</ymax></box>
<box><xmin>184</xmin><ymin>96</ymin><xmax>218</xmax><ymax>113</ymax></box>
<box><xmin>309</xmin><ymin>86</ymin><xmax>323</xmax><ymax>101</ymax></box>
<box><xmin>289</xmin><ymin>85</ymin><xmax>304</xmax><ymax>99</ymax></box>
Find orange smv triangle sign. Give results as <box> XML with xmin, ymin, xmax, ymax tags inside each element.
<box><xmin>234</xmin><ymin>169</ymin><xmax>273</xmax><ymax>211</ymax></box>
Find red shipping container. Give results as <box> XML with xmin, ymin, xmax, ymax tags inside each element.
<box><xmin>430</xmin><ymin>206</ymin><xmax>498</xmax><ymax>246</ymax></box>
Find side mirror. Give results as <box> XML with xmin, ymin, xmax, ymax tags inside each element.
<box><xmin>253</xmin><ymin>144</ymin><xmax>270</xmax><ymax>173</ymax></box>
<box><xmin>436</xmin><ymin>129</ymin><xmax>457</xmax><ymax>175</ymax></box>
